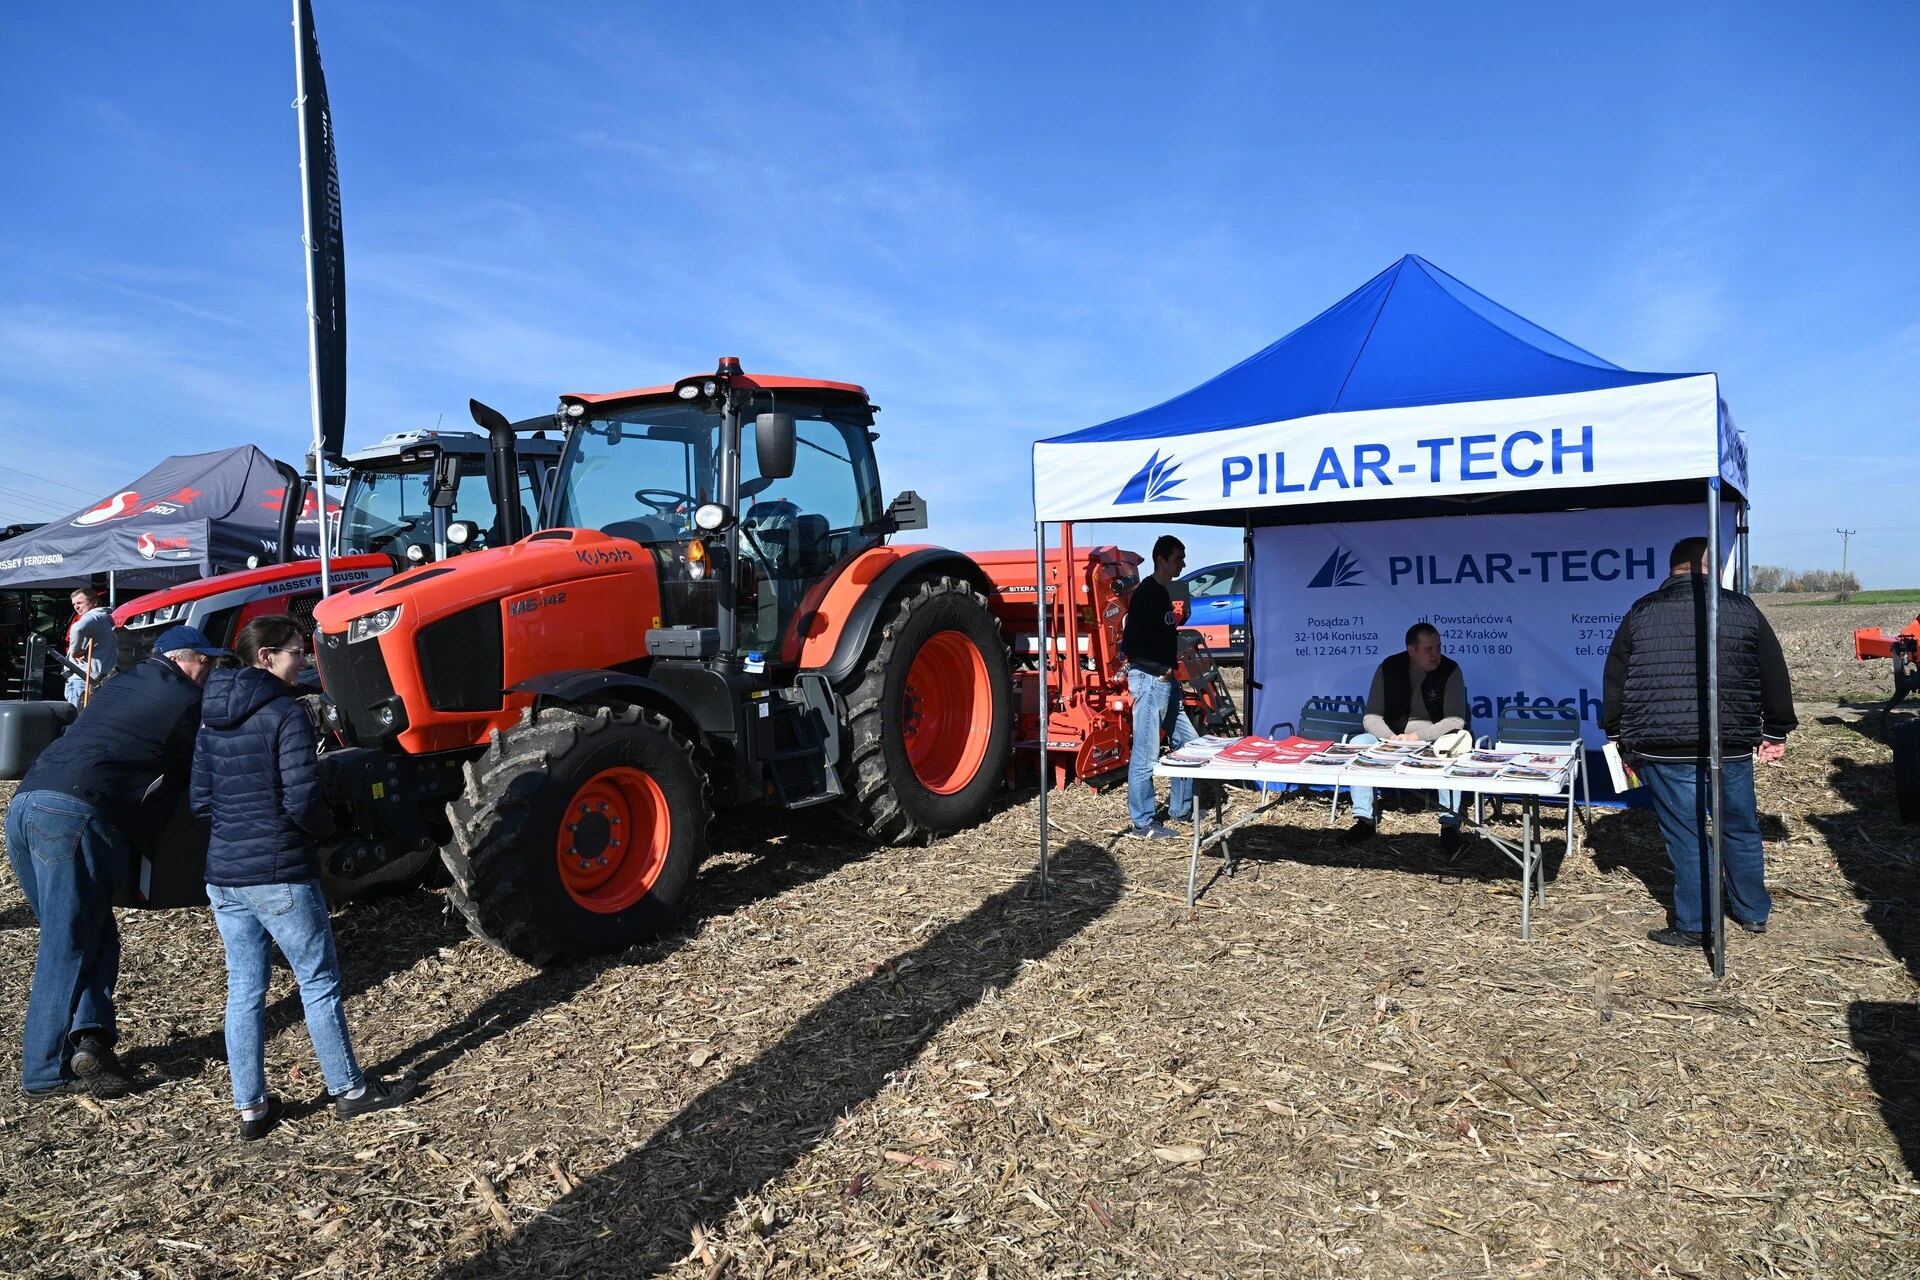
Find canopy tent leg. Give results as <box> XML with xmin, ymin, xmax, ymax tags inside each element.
<box><xmin>107</xmin><ymin>570</ymin><xmax>116</xmax><ymax>608</ymax></box>
<box><xmin>1708</xmin><ymin>480</ymin><xmax>1725</xmax><ymax>979</ymax></box>
<box><xmin>1034</xmin><ymin>520</ymin><xmax>1051</xmax><ymax>903</ymax></box>
<box><xmin>1736</xmin><ymin>500</ymin><xmax>1751</xmax><ymax>593</ymax></box>
<box><xmin>1241</xmin><ymin>512</ymin><xmax>1256</xmax><ymax>729</ymax></box>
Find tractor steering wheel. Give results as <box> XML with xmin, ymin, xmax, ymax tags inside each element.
<box><xmin>633</xmin><ymin>488</ymin><xmax>697</xmax><ymax>516</ymax></box>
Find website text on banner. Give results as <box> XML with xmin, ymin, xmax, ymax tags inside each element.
<box><xmin>1248</xmin><ymin>503</ymin><xmax>1736</xmax><ymax>751</ymax></box>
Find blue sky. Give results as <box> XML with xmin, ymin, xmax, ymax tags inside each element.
<box><xmin>1</xmin><ymin>2</ymin><xmax>1915</xmax><ymax>583</ymax></box>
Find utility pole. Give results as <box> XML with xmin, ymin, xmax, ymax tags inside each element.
<box><xmin>1837</xmin><ymin>528</ymin><xmax>1857</xmax><ymax>579</ymax></box>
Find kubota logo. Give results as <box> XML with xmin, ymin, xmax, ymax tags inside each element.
<box><xmin>75</xmin><ymin>491</ymin><xmax>140</xmax><ymax>526</ymax></box>
<box><xmin>1114</xmin><ymin>450</ymin><xmax>1184</xmax><ymax>504</ymax></box>
<box><xmin>1307</xmin><ymin>548</ymin><xmax>1365</xmax><ymax>588</ymax></box>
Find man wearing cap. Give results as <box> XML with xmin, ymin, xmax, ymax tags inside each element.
<box><xmin>5</xmin><ymin>626</ymin><xmax>226</xmax><ymax>1100</ymax></box>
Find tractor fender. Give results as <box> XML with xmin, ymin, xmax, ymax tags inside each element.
<box><xmin>804</xmin><ymin>547</ymin><xmax>993</xmax><ymax>686</ymax></box>
<box><xmin>506</xmin><ymin>669</ymin><xmax>707</xmax><ymax>750</ymax></box>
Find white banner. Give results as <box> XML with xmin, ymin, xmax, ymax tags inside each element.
<box><xmin>1248</xmin><ymin>503</ymin><xmax>1736</xmax><ymax>749</ymax></box>
<box><xmin>1033</xmin><ymin>375</ymin><xmax>1720</xmax><ymax>523</ymax></box>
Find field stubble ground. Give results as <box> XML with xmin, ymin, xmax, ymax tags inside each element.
<box><xmin>1</xmin><ymin>602</ymin><xmax>1918</xmax><ymax>1278</ymax></box>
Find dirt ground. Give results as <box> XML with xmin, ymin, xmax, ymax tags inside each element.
<box><xmin>3</xmin><ymin>603</ymin><xmax>1918</xmax><ymax>1279</ymax></box>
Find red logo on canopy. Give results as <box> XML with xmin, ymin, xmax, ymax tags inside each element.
<box><xmin>72</xmin><ymin>486</ymin><xmax>203</xmax><ymax>528</ymax></box>
<box><xmin>75</xmin><ymin>491</ymin><xmax>140</xmax><ymax>526</ymax></box>
<box><xmin>136</xmin><ymin>532</ymin><xmax>192</xmax><ymax>561</ymax></box>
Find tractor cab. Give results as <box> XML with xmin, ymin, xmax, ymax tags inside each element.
<box><xmin>551</xmin><ymin>366</ymin><xmax>907</xmax><ymax>661</ymax></box>
<box><xmin>340</xmin><ymin>427</ymin><xmax>562</xmax><ymax>565</ymax></box>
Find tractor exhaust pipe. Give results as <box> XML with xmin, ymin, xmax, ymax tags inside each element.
<box><xmin>272</xmin><ymin>459</ymin><xmax>307</xmax><ymax>564</ymax></box>
<box><xmin>470</xmin><ymin>399</ymin><xmax>523</xmax><ymax>545</ymax></box>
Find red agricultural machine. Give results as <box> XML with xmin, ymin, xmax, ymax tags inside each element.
<box><xmin>1855</xmin><ymin>615</ymin><xmax>1920</xmax><ymax>822</ymax></box>
<box><xmin>302</xmin><ymin>360</ymin><xmax>1225</xmax><ymax>962</ymax></box>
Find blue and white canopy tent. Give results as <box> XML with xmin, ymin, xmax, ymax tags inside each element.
<box><xmin>1029</xmin><ymin>255</ymin><xmax>1751</xmax><ymax>974</ymax></box>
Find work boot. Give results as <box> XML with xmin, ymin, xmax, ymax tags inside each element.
<box><xmin>23</xmin><ymin>1080</ymin><xmax>77</xmax><ymax>1103</ymax></box>
<box><xmin>1339</xmin><ymin>819</ymin><xmax>1375</xmax><ymax>846</ymax></box>
<box><xmin>69</xmin><ymin>1032</ymin><xmax>134</xmax><ymax>1099</ymax></box>
<box><xmin>1439</xmin><ymin>826</ymin><xmax>1462</xmax><ymax>859</ymax></box>
<box><xmin>1647</xmin><ymin>927</ymin><xmax>1706</xmax><ymax>948</ymax></box>
<box><xmin>335</xmin><ymin>1075</ymin><xmax>419</xmax><ymax>1122</ymax></box>
<box><xmin>1733</xmin><ymin>918</ymin><xmax>1768</xmax><ymax>935</ymax></box>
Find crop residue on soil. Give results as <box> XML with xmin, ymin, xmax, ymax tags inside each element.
<box><xmin>2</xmin><ymin>601</ymin><xmax>1917</xmax><ymax>1278</ymax></box>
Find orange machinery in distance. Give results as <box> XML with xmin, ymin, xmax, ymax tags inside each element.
<box><xmin>1855</xmin><ymin>615</ymin><xmax>1920</xmax><ymax>720</ymax></box>
<box><xmin>974</xmin><ymin>531</ymin><xmax>1238</xmax><ymax>788</ymax></box>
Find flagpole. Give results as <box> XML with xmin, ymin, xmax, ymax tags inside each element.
<box><xmin>293</xmin><ymin>0</ymin><xmax>333</xmax><ymax>597</ymax></box>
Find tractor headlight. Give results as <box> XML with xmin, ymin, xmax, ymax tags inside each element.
<box><xmin>693</xmin><ymin>503</ymin><xmax>731</xmax><ymax>532</ymax></box>
<box><xmin>685</xmin><ymin>539</ymin><xmax>708</xmax><ymax>581</ymax></box>
<box><xmin>404</xmin><ymin>543</ymin><xmax>429</xmax><ymax>564</ymax></box>
<box><xmin>446</xmin><ymin>520</ymin><xmax>478</xmax><ymax>546</ymax></box>
<box><xmin>347</xmin><ymin>605</ymin><xmax>403</xmax><ymax>645</ymax></box>
<box><xmin>702</xmin><ymin>379</ymin><xmax>718</xmax><ymax>396</ymax></box>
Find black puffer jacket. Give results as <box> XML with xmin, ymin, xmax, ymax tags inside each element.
<box><xmin>190</xmin><ymin>667</ymin><xmax>336</xmax><ymax>886</ymax></box>
<box><xmin>20</xmin><ymin>655</ymin><xmax>204</xmax><ymax>855</ymax></box>
<box><xmin>1601</xmin><ymin>573</ymin><xmax>1795</xmax><ymax>757</ymax></box>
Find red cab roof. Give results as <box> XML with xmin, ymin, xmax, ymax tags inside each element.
<box><xmin>565</xmin><ymin>373</ymin><xmax>868</xmax><ymax>408</ymax></box>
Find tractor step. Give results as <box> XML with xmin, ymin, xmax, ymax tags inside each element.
<box><xmin>754</xmin><ymin>685</ymin><xmax>845</xmax><ymax>809</ymax></box>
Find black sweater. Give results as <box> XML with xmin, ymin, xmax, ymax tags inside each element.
<box><xmin>1121</xmin><ymin>576</ymin><xmax>1179</xmax><ymax>673</ymax></box>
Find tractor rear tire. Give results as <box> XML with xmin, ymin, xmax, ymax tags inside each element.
<box><xmin>1894</xmin><ymin>717</ymin><xmax>1919</xmax><ymax>825</ymax></box>
<box><xmin>442</xmin><ymin>704</ymin><xmax>707</xmax><ymax>965</ymax></box>
<box><xmin>840</xmin><ymin>575</ymin><xmax>1013</xmax><ymax>842</ymax></box>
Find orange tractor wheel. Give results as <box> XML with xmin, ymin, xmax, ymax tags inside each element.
<box><xmin>442</xmin><ymin>704</ymin><xmax>707</xmax><ymax>965</ymax></box>
<box><xmin>840</xmin><ymin>575</ymin><xmax>1013</xmax><ymax>842</ymax></box>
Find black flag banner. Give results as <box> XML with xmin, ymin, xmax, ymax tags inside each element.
<box><xmin>296</xmin><ymin>0</ymin><xmax>346</xmax><ymax>460</ymax></box>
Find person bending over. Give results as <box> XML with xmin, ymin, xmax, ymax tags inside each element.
<box><xmin>191</xmin><ymin>615</ymin><xmax>417</xmax><ymax>1140</ymax></box>
<box><xmin>1342</xmin><ymin>622</ymin><xmax>1469</xmax><ymax>855</ymax></box>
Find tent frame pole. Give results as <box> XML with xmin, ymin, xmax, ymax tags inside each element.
<box><xmin>1708</xmin><ymin>480</ymin><xmax>1725</xmax><ymax>979</ymax></box>
<box><xmin>1034</xmin><ymin>520</ymin><xmax>1051</xmax><ymax>902</ymax></box>
<box><xmin>292</xmin><ymin>0</ymin><xmax>334</xmax><ymax>599</ymax></box>
<box><xmin>1241</xmin><ymin>513</ymin><xmax>1256</xmax><ymax>730</ymax></box>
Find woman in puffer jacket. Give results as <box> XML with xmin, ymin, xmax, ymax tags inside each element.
<box><xmin>191</xmin><ymin>615</ymin><xmax>417</xmax><ymax>1140</ymax></box>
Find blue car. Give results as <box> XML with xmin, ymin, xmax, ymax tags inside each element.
<box><xmin>1176</xmin><ymin>560</ymin><xmax>1244</xmax><ymax>660</ymax></box>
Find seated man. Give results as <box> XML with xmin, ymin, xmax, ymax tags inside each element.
<box><xmin>1343</xmin><ymin>622</ymin><xmax>1468</xmax><ymax>854</ymax></box>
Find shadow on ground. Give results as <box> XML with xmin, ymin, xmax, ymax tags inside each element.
<box><xmin>1810</xmin><ymin>710</ymin><xmax>1920</xmax><ymax>1175</ymax></box>
<box><xmin>437</xmin><ymin>838</ymin><xmax>1124</xmax><ymax>1280</ymax></box>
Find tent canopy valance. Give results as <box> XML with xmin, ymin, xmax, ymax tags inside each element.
<box><xmin>1032</xmin><ymin>255</ymin><xmax>1745</xmax><ymax>526</ymax></box>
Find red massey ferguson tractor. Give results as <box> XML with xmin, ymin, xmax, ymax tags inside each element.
<box><xmin>309</xmin><ymin>361</ymin><xmax>1021</xmax><ymax>963</ymax></box>
<box><xmin>1855</xmin><ymin>615</ymin><xmax>1920</xmax><ymax>822</ymax></box>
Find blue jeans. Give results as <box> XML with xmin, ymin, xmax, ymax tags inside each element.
<box><xmin>1127</xmin><ymin>669</ymin><xmax>1196</xmax><ymax>830</ymax></box>
<box><xmin>1637</xmin><ymin>756</ymin><xmax>1769</xmax><ymax>933</ymax></box>
<box><xmin>1346</xmin><ymin>733</ymin><xmax>1460</xmax><ymax>827</ymax></box>
<box><xmin>207</xmin><ymin>881</ymin><xmax>364</xmax><ymax>1110</ymax></box>
<box><xmin>5</xmin><ymin>792</ymin><xmax>125</xmax><ymax>1091</ymax></box>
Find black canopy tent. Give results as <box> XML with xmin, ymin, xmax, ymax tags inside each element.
<box><xmin>0</xmin><ymin>446</ymin><xmax>311</xmax><ymax>594</ymax></box>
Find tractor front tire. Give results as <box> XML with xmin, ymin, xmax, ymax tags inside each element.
<box><xmin>840</xmin><ymin>575</ymin><xmax>1013</xmax><ymax>842</ymax></box>
<box><xmin>442</xmin><ymin>704</ymin><xmax>707</xmax><ymax>965</ymax></box>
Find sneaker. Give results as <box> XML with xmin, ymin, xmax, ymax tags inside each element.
<box><xmin>239</xmin><ymin>1096</ymin><xmax>284</xmax><ymax>1142</ymax></box>
<box><xmin>69</xmin><ymin>1033</ymin><xmax>134</xmax><ymax>1099</ymax></box>
<box><xmin>1647</xmin><ymin>927</ymin><xmax>1706</xmax><ymax>948</ymax></box>
<box><xmin>23</xmin><ymin>1080</ymin><xmax>77</xmax><ymax>1102</ymax></box>
<box><xmin>1733</xmin><ymin>918</ymin><xmax>1768</xmax><ymax>935</ymax></box>
<box><xmin>1439</xmin><ymin>826</ymin><xmax>1462</xmax><ymax>858</ymax></box>
<box><xmin>1131</xmin><ymin>822</ymin><xmax>1183</xmax><ymax>842</ymax></box>
<box><xmin>334</xmin><ymin>1075</ymin><xmax>419</xmax><ymax>1121</ymax></box>
<box><xmin>1339</xmin><ymin>820</ymin><xmax>1376</xmax><ymax>846</ymax></box>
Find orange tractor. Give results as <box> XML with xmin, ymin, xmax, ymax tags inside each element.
<box><xmin>309</xmin><ymin>361</ymin><xmax>1024</xmax><ymax>963</ymax></box>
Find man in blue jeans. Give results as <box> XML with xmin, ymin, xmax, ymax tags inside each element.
<box><xmin>1122</xmin><ymin>535</ymin><xmax>1196</xmax><ymax>838</ymax></box>
<box><xmin>1341</xmin><ymin>623</ymin><xmax>1470</xmax><ymax>857</ymax></box>
<box><xmin>1603</xmin><ymin>537</ymin><xmax>1795</xmax><ymax>950</ymax></box>
<box><xmin>6</xmin><ymin>626</ymin><xmax>223</xmax><ymax>1099</ymax></box>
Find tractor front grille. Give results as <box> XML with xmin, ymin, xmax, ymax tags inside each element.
<box><xmin>416</xmin><ymin>603</ymin><xmax>504</xmax><ymax>713</ymax></box>
<box><xmin>315</xmin><ymin>629</ymin><xmax>398</xmax><ymax>742</ymax></box>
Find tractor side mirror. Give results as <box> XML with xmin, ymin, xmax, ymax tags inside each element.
<box><xmin>427</xmin><ymin>450</ymin><xmax>460</xmax><ymax>510</ymax></box>
<box><xmin>755</xmin><ymin>413</ymin><xmax>796</xmax><ymax>480</ymax></box>
<box><xmin>885</xmin><ymin>490</ymin><xmax>929</xmax><ymax>532</ymax></box>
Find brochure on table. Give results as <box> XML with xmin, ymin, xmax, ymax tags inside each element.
<box><xmin>1161</xmin><ymin>735</ymin><xmax>1576</xmax><ymax>784</ymax></box>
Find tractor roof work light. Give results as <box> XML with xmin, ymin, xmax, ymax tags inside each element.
<box><xmin>677</xmin><ymin>384</ymin><xmax>700</xmax><ymax>400</ymax></box>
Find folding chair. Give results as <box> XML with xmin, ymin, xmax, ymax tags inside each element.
<box><xmin>1482</xmin><ymin>710</ymin><xmax>1591</xmax><ymax>852</ymax></box>
<box><xmin>1269</xmin><ymin>700</ymin><xmax>1367</xmax><ymax>825</ymax></box>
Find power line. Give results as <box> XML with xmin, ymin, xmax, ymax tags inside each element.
<box><xmin>0</xmin><ymin>462</ymin><xmax>99</xmax><ymax>500</ymax></box>
<box><xmin>0</xmin><ymin>484</ymin><xmax>71</xmax><ymax>517</ymax></box>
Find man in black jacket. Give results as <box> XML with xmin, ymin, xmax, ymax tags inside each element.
<box><xmin>4</xmin><ymin>625</ymin><xmax>226</xmax><ymax>1098</ymax></box>
<box><xmin>1122</xmin><ymin>535</ymin><xmax>1196</xmax><ymax>838</ymax></box>
<box><xmin>1342</xmin><ymin>622</ymin><xmax>1471</xmax><ymax>855</ymax></box>
<box><xmin>1603</xmin><ymin>537</ymin><xmax>1795</xmax><ymax>948</ymax></box>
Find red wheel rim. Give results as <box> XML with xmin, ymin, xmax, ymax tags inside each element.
<box><xmin>900</xmin><ymin>630</ymin><xmax>992</xmax><ymax>795</ymax></box>
<box><xmin>555</xmin><ymin>766</ymin><xmax>671</xmax><ymax>913</ymax></box>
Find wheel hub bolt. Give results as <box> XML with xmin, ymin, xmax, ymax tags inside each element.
<box><xmin>595</xmin><ymin>856</ymin><xmax>608</xmax><ymax>866</ymax></box>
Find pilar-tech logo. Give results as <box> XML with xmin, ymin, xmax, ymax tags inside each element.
<box><xmin>1307</xmin><ymin>548</ymin><xmax>1365</xmax><ymax>588</ymax></box>
<box><xmin>1114</xmin><ymin>450</ymin><xmax>1184</xmax><ymax>504</ymax></box>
